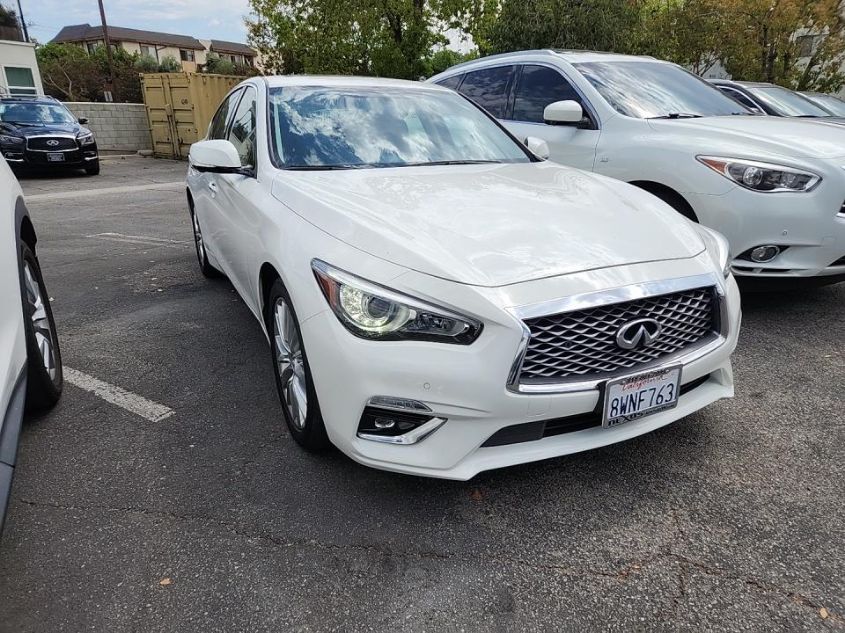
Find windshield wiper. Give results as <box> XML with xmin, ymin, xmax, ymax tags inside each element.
<box><xmin>648</xmin><ymin>112</ymin><xmax>703</xmax><ymax>119</ymax></box>
<box><xmin>397</xmin><ymin>159</ymin><xmax>503</xmax><ymax>167</ymax></box>
<box><xmin>283</xmin><ymin>164</ymin><xmax>370</xmax><ymax>171</ymax></box>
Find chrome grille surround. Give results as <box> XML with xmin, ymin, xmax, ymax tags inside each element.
<box><xmin>26</xmin><ymin>135</ymin><xmax>77</xmax><ymax>151</ymax></box>
<box><xmin>506</xmin><ymin>273</ymin><xmax>729</xmax><ymax>394</ymax></box>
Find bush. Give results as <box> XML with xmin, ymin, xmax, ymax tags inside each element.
<box><xmin>158</xmin><ymin>55</ymin><xmax>181</xmax><ymax>72</ymax></box>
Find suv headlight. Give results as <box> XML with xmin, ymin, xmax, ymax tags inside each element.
<box><xmin>696</xmin><ymin>225</ymin><xmax>731</xmax><ymax>278</ymax></box>
<box><xmin>77</xmin><ymin>132</ymin><xmax>95</xmax><ymax>146</ymax></box>
<box><xmin>312</xmin><ymin>260</ymin><xmax>483</xmax><ymax>344</ymax></box>
<box><xmin>0</xmin><ymin>134</ymin><xmax>23</xmax><ymax>146</ymax></box>
<box><xmin>697</xmin><ymin>156</ymin><xmax>821</xmax><ymax>192</ymax></box>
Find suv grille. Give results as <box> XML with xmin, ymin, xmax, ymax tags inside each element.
<box><xmin>518</xmin><ymin>287</ymin><xmax>718</xmax><ymax>383</ymax></box>
<box><xmin>27</xmin><ymin>137</ymin><xmax>77</xmax><ymax>151</ymax></box>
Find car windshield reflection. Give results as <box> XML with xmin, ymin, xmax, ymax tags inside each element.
<box><xmin>268</xmin><ymin>87</ymin><xmax>532</xmax><ymax>169</ymax></box>
<box><xmin>574</xmin><ymin>61</ymin><xmax>751</xmax><ymax>119</ymax></box>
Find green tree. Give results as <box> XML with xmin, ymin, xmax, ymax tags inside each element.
<box><xmin>157</xmin><ymin>55</ymin><xmax>182</xmax><ymax>72</ymax></box>
<box><xmin>36</xmin><ymin>43</ymin><xmax>102</xmax><ymax>101</ymax></box>
<box><xmin>246</xmin><ymin>0</ymin><xmax>451</xmax><ymax>78</ymax></box>
<box><xmin>204</xmin><ymin>53</ymin><xmax>237</xmax><ymax>74</ymax></box>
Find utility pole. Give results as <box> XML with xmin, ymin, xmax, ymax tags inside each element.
<box><xmin>97</xmin><ymin>0</ymin><xmax>118</xmax><ymax>101</ymax></box>
<box><xmin>15</xmin><ymin>0</ymin><xmax>29</xmax><ymax>42</ymax></box>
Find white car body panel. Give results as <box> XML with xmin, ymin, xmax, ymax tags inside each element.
<box><xmin>429</xmin><ymin>51</ymin><xmax>845</xmax><ymax>280</ymax></box>
<box><xmin>0</xmin><ymin>160</ymin><xmax>27</xmax><ymax>440</ymax></box>
<box><xmin>186</xmin><ymin>77</ymin><xmax>740</xmax><ymax>479</ymax></box>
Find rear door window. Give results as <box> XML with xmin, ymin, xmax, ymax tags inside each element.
<box><xmin>457</xmin><ymin>65</ymin><xmax>516</xmax><ymax>118</ymax></box>
<box><xmin>437</xmin><ymin>74</ymin><xmax>463</xmax><ymax>91</ymax></box>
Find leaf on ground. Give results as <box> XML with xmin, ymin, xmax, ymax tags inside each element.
<box><xmin>819</xmin><ymin>608</ymin><xmax>829</xmax><ymax>619</ymax></box>
<box><xmin>470</xmin><ymin>489</ymin><xmax>483</xmax><ymax>501</ymax></box>
<box><xmin>159</xmin><ymin>577</ymin><xmax>172</xmax><ymax>586</ymax></box>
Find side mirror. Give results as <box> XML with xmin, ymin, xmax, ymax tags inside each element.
<box><xmin>189</xmin><ymin>139</ymin><xmax>243</xmax><ymax>173</ymax></box>
<box><xmin>77</xmin><ymin>117</ymin><xmax>89</xmax><ymax>125</ymax></box>
<box><xmin>543</xmin><ymin>100</ymin><xmax>584</xmax><ymax>125</ymax></box>
<box><xmin>524</xmin><ymin>136</ymin><xmax>550</xmax><ymax>160</ymax></box>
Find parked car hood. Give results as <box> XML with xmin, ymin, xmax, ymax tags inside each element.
<box><xmin>0</xmin><ymin>121</ymin><xmax>87</xmax><ymax>139</ymax></box>
<box><xmin>648</xmin><ymin>116</ymin><xmax>845</xmax><ymax>159</ymax></box>
<box><xmin>272</xmin><ymin>161</ymin><xmax>705</xmax><ymax>287</ymax></box>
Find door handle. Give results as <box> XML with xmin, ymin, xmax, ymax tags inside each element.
<box><xmin>208</xmin><ymin>181</ymin><xmax>218</xmax><ymax>193</ymax></box>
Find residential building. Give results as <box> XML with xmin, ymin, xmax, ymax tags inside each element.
<box><xmin>50</xmin><ymin>24</ymin><xmax>256</xmax><ymax>72</ymax></box>
<box><xmin>0</xmin><ymin>23</ymin><xmax>44</xmax><ymax>96</ymax></box>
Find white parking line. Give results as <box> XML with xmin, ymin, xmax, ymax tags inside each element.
<box><xmin>88</xmin><ymin>233</ymin><xmax>191</xmax><ymax>248</ymax></box>
<box><xmin>64</xmin><ymin>367</ymin><xmax>175</xmax><ymax>422</ymax></box>
<box><xmin>25</xmin><ymin>181</ymin><xmax>184</xmax><ymax>202</ymax></box>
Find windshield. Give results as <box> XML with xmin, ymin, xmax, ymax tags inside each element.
<box><xmin>268</xmin><ymin>87</ymin><xmax>531</xmax><ymax>169</ymax></box>
<box><xmin>747</xmin><ymin>85</ymin><xmax>832</xmax><ymax>117</ymax></box>
<box><xmin>804</xmin><ymin>93</ymin><xmax>845</xmax><ymax>116</ymax></box>
<box><xmin>574</xmin><ymin>61</ymin><xmax>750</xmax><ymax>119</ymax></box>
<box><xmin>0</xmin><ymin>102</ymin><xmax>77</xmax><ymax>125</ymax></box>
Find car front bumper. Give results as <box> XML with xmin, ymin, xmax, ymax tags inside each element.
<box><xmin>687</xmin><ymin>185</ymin><xmax>845</xmax><ymax>279</ymax></box>
<box><xmin>300</xmin><ymin>257</ymin><xmax>741</xmax><ymax>480</ymax></box>
<box><xmin>2</xmin><ymin>146</ymin><xmax>99</xmax><ymax>168</ymax></box>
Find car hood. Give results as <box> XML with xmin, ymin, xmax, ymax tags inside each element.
<box><xmin>271</xmin><ymin>162</ymin><xmax>705</xmax><ymax>287</ymax></box>
<box><xmin>0</xmin><ymin>121</ymin><xmax>86</xmax><ymax>138</ymax></box>
<box><xmin>648</xmin><ymin>116</ymin><xmax>845</xmax><ymax>159</ymax></box>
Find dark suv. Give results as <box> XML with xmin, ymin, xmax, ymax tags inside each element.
<box><xmin>0</xmin><ymin>96</ymin><xmax>99</xmax><ymax>175</ymax></box>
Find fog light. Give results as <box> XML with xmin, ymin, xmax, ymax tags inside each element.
<box><xmin>750</xmin><ymin>245</ymin><xmax>781</xmax><ymax>263</ymax></box>
<box><xmin>357</xmin><ymin>406</ymin><xmax>446</xmax><ymax>445</ymax></box>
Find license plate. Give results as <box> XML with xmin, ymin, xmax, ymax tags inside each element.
<box><xmin>46</xmin><ymin>152</ymin><xmax>65</xmax><ymax>162</ymax></box>
<box><xmin>602</xmin><ymin>366</ymin><xmax>681</xmax><ymax>428</ymax></box>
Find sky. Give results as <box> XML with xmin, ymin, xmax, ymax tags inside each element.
<box><xmin>15</xmin><ymin>0</ymin><xmax>253</xmax><ymax>45</ymax></box>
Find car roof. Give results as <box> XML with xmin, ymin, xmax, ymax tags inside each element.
<box><xmin>261</xmin><ymin>75</ymin><xmax>450</xmax><ymax>92</ymax></box>
<box><xmin>433</xmin><ymin>49</ymin><xmax>662</xmax><ymax>75</ymax></box>
<box><xmin>0</xmin><ymin>95</ymin><xmax>62</xmax><ymax>105</ymax></box>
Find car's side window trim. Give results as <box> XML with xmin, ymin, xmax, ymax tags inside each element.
<box><xmin>508</xmin><ymin>62</ymin><xmax>600</xmax><ymax>130</ymax></box>
<box><xmin>208</xmin><ymin>87</ymin><xmax>243</xmax><ymax>140</ymax></box>
<box><xmin>225</xmin><ymin>84</ymin><xmax>258</xmax><ymax>178</ymax></box>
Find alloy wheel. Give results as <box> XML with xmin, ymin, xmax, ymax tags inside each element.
<box><xmin>274</xmin><ymin>298</ymin><xmax>308</xmax><ymax>429</ymax></box>
<box><xmin>192</xmin><ymin>211</ymin><xmax>205</xmax><ymax>263</ymax></box>
<box><xmin>23</xmin><ymin>261</ymin><xmax>58</xmax><ymax>381</ymax></box>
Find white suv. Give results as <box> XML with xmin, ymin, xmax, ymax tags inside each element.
<box><xmin>0</xmin><ymin>158</ymin><xmax>63</xmax><ymax>532</ymax></box>
<box><xmin>430</xmin><ymin>51</ymin><xmax>845</xmax><ymax>283</ymax></box>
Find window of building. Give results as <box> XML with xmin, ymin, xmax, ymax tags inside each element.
<box><xmin>3</xmin><ymin>67</ymin><xmax>37</xmax><ymax>96</ymax></box>
<box><xmin>139</xmin><ymin>44</ymin><xmax>152</xmax><ymax>57</ymax></box>
<box><xmin>180</xmin><ymin>49</ymin><xmax>195</xmax><ymax>62</ymax></box>
<box><xmin>86</xmin><ymin>41</ymin><xmax>98</xmax><ymax>54</ymax></box>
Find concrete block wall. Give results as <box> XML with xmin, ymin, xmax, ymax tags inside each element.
<box><xmin>65</xmin><ymin>102</ymin><xmax>152</xmax><ymax>153</ymax></box>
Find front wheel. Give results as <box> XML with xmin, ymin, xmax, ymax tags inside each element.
<box><xmin>85</xmin><ymin>161</ymin><xmax>100</xmax><ymax>176</ymax></box>
<box><xmin>190</xmin><ymin>206</ymin><xmax>220</xmax><ymax>278</ymax></box>
<box><xmin>20</xmin><ymin>243</ymin><xmax>63</xmax><ymax>411</ymax></box>
<box><xmin>268</xmin><ymin>280</ymin><xmax>329</xmax><ymax>451</ymax></box>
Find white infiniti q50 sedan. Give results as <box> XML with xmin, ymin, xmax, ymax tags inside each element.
<box><xmin>185</xmin><ymin>76</ymin><xmax>741</xmax><ymax>480</ymax></box>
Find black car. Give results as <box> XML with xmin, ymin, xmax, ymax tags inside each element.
<box><xmin>709</xmin><ymin>79</ymin><xmax>845</xmax><ymax>125</ymax></box>
<box><xmin>0</xmin><ymin>95</ymin><xmax>99</xmax><ymax>175</ymax></box>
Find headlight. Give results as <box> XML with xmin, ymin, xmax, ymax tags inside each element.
<box><xmin>0</xmin><ymin>134</ymin><xmax>23</xmax><ymax>146</ymax></box>
<box><xmin>697</xmin><ymin>156</ymin><xmax>821</xmax><ymax>192</ymax></box>
<box><xmin>312</xmin><ymin>260</ymin><xmax>483</xmax><ymax>344</ymax></box>
<box><xmin>77</xmin><ymin>132</ymin><xmax>95</xmax><ymax>146</ymax></box>
<box><xmin>696</xmin><ymin>225</ymin><xmax>731</xmax><ymax>278</ymax></box>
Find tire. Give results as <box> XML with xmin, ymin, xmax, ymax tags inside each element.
<box><xmin>85</xmin><ymin>162</ymin><xmax>100</xmax><ymax>176</ymax></box>
<box><xmin>267</xmin><ymin>279</ymin><xmax>329</xmax><ymax>451</ymax></box>
<box><xmin>20</xmin><ymin>243</ymin><xmax>63</xmax><ymax>411</ymax></box>
<box><xmin>189</xmin><ymin>204</ymin><xmax>220</xmax><ymax>278</ymax></box>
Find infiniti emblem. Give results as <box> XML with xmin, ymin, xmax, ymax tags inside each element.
<box><xmin>615</xmin><ymin>318</ymin><xmax>662</xmax><ymax>350</ymax></box>
<box><xmin>46</xmin><ymin>140</ymin><xmax>60</xmax><ymax>146</ymax></box>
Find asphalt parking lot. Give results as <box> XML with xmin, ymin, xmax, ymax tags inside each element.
<box><xmin>0</xmin><ymin>156</ymin><xmax>842</xmax><ymax>632</ymax></box>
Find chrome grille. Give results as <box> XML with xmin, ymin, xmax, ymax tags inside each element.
<box><xmin>518</xmin><ymin>287</ymin><xmax>718</xmax><ymax>383</ymax></box>
<box><xmin>26</xmin><ymin>137</ymin><xmax>77</xmax><ymax>151</ymax></box>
